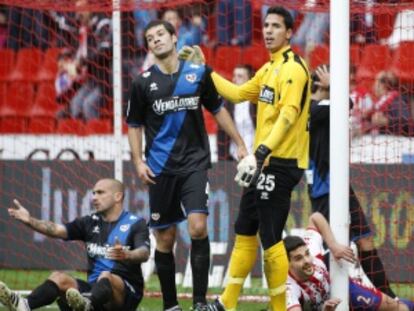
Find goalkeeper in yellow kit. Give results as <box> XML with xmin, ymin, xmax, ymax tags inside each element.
<box><xmin>180</xmin><ymin>6</ymin><xmax>311</xmax><ymax>311</ymax></box>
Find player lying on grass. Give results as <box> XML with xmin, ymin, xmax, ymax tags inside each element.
<box><xmin>0</xmin><ymin>178</ymin><xmax>150</xmax><ymax>311</ymax></box>
<box><xmin>284</xmin><ymin>212</ymin><xmax>414</xmax><ymax>311</ymax></box>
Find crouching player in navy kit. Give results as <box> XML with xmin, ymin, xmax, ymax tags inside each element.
<box><xmin>0</xmin><ymin>178</ymin><xmax>150</xmax><ymax>311</ymax></box>
<box><xmin>126</xmin><ymin>20</ymin><xmax>247</xmax><ymax>311</ymax></box>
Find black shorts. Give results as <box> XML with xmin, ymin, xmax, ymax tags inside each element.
<box><xmin>235</xmin><ymin>163</ymin><xmax>303</xmax><ymax>248</ymax></box>
<box><xmin>310</xmin><ymin>186</ymin><xmax>372</xmax><ymax>241</ymax></box>
<box><xmin>57</xmin><ymin>278</ymin><xmax>142</xmax><ymax>311</ymax></box>
<box><xmin>148</xmin><ymin>170</ymin><xmax>209</xmax><ymax>229</ymax></box>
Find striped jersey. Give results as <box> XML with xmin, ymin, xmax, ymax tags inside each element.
<box><xmin>126</xmin><ymin>60</ymin><xmax>221</xmax><ymax>176</ymax></box>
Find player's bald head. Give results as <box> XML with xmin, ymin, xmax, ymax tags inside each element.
<box><xmin>95</xmin><ymin>178</ymin><xmax>124</xmax><ymax>198</ymax></box>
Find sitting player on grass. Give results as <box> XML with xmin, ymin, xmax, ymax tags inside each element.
<box><xmin>0</xmin><ymin>178</ymin><xmax>150</xmax><ymax>311</ymax></box>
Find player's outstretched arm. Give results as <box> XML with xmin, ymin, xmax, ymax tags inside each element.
<box><xmin>8</xmin><ymin>199</ymin><xmax>68</xmax><ymax>239</ymax></box>
<box><xmin>309</xmin><ymin>212</ymin><xmax>355</xmax><ymax>263</ymax></box>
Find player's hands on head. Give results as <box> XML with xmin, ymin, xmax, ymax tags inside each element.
<box><xmin>322</xmin><ymin>298</ymin><xmax>341</xmax><ymax>311</ymax></box>
<box><xmin>234</xmin><ymin>154</ymin><xmax>259</xmax><ymax>187</ymax></box>
<box><xmin>136</xmin><ymin>161</ymin><xmax>156</xmax><ymax>185</ymax></box>
<box><xmin>178</xmin><ymin>45</ymin><xmax>206</xmax><ymax>65</ymax></box>
<box><xmin>314</xmin><ymin>64</ymin><xmax>330</xmax><ymax>89</ymax></box>
<box><xmin>331</xmin><ymin>242</ymin><xmax>356</xmax><ymax>264</ymax></box>
<box><xmin>8</xmin><ymin>199</ymin><xmax>30</xmax><ymax>224</ymax></box>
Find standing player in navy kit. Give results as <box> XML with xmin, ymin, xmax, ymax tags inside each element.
<box><xmin>0</xmin><ymin>178</ymin><xmax>150</xmax><ymax>311</ymax></box>
<box><xmin>307</xmin><ymin>65</ymin><xmax>397</xmax><ymax>299</ymax></box>
<box><xmin>126</xmin><ymin>20</ymin><xmax>247</xmax><ymax>311</ymax></box>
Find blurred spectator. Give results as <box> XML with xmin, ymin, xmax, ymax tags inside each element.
<box><xmin>218</xmin><ymin>64</ymin><xmax>256</xmax><ymax>160</ymax></box>
<box><xmin>349</xmin><ymin>65</ymin><xmax>374</xmax><ymax>137</ymax></box>
<box><xmin>133</xmin><ymin>9</ymin><xmax>157</xmax><ymax>49</ymax></box>
<box><xmin>351</xmin><ymin>0</ymin><xmax>377</xmax><ymax>44</ymax></box>
<box><xmin>162</xmin><ymin>8</ymin><xmax>205</xmax><ymax>49</ymax></box>
<box><xmin>291</xmin><ymin>0</ymin><xmax>329</xmax><ymax>56</ymax></box>
<box><xmin>55</xmin><ymin>48</ymin><xmax>85</xmax><ymax>117</ymax></box>
<box><xmin>365</xmin><ymin>71</ymin><xmax>412</xmax><ymax>136</ymax></box>
<box><xmin>6</xmin><ymin>7</ymin><xmax>38</xmax><ymax>50</ymax></box>
<box><xmin>216</xmin><ymin>0</ymin><xmax>252</xmax><ymax>46</ymax></box>
<box><xmin>69</xmin><ymin>9</ymin><xmax>113</xmax><ymax>120</ymax></box>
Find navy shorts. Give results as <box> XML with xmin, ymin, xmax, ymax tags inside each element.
<box><xmin>148</xmin><ymin>170</ymin><xmax>209</xmax><ymax>229</ymax></box>
<box><xmin>310</xmin><ymin>186</ymin><xmax>372</xmax><ymax>241</ymax></box>
<box><xmin>350</xmin><ymin>279</ymin><xmax>382</xmax><ymax>311</ymax></box>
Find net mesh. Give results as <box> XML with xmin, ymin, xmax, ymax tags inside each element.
<box><xmin>0</xmin><ymin>0</ymin><xmax>413</xmax><ymax>301</ymax></box>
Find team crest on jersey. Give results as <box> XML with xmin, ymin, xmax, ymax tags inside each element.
<box><xmin>259</xmin><ymin>85</ymin><xmax>275</xmax><ymax>104</ymax></box>
<box><xmin>151</xmin><ymin>213</ymin><xmax>160</xmax><ymax>221</ymax></box>
<box><xmin>120</xmin><ymin>224</ymin><xmax>130</xmax><ymax>232</ymax></box>
<box><xmin>92</xmin><ymin>226</ymin><xmax>100</xmax><ymax>233</ymax></box>
<box><xmin>185</xmin><ymin>73</ymin><xmax>197</xmax><ymax>83</ymax></box>
<box><xmin>142</xmin><ymin>71</ymin><xmax>151</xmax><ymax>78</ymax></box>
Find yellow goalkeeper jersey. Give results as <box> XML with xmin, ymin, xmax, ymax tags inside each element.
<box><xmin>212</xmin><ymin>45</ymin><xmax>311</xmax><ymax>169</ymax></box>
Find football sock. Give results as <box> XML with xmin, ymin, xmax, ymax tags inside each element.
<box><xmin>90</xmin><ymin>278</ymin><xmax>112</xmax><ymax>308</ymax></box>
<box><xmin>155</xmin><ymin>250</ymin><xmax>178</xmax><ymax>310</ymax></box>
<box><xmin>264</xmin><ymin>240</ymin><xmax>289</xmax><ymax>311</ymax></box>
<box><xmin>27</xmin><ymin>279</ymin><xmax>60</xmax><ymax>308</ymax></box>
<box><xmin>191</xmin><ymin>237</ymin><xmax>210</xmax><ymax>305</ymax></box>
<box><xmin>220</xmin><ymin>234</ymin><xmax>258</xmax><ymax>310</ymax></box>
<box><xmin>360</xmin><ymin>249</ymin><xmax>396</xmax><ymax>298</ymax></box>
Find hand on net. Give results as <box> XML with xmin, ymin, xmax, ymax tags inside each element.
<box><xmin>178</xmin><ymin>45</ymin><xmax>206</xmax><ymax>65</ymax></box>
<box><xmin>234</xmin><ymin>155</ymin><xmax>260</xmax><ymax>187</ymax></box>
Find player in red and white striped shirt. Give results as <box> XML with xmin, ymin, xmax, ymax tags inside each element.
<box><xmin>284</xmin><ymin>213</ymin><xmax>414</xmax><ymax>311</ymax></box>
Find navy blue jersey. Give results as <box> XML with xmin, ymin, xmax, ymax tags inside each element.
<box><xmin>65</xmin><ymin>211</ymin><xmax>150</xmax><ymax>292</ymax></box>
<box><xmin>126</xmin><ymin>60</ymin><xmax>222</xmax><ymax>176</ymax></box>
<box><xmin>308</xmin><ymin>99</ymin><xmax>330</xmax><ymax>198</ymax></box>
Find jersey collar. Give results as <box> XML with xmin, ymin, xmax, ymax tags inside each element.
<box><xmin>270</xmin><ymin>45</ymin><xmax>292</xmax><ymax>63</ymax></box>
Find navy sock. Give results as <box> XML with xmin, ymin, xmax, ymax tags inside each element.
<box><xmin>155</xmin><ymin>250</ymin><xmax>178</xmax><ymax>310</ymax></box>
<box><xmin>191</xmin><ymin>237</ymin><xmax>210</xmax><ymax>305</ymax></box>
<box><xmin>27</xmin><ymin>279</ymin><xmax>60</xmax><ymax>309</ymax></box>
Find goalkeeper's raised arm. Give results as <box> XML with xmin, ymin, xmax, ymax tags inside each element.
<box><xmin>8</xmin><ymin>199</ymin><xmax>68</xmax><ymax>239</ymax></box>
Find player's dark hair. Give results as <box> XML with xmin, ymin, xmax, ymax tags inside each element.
<box><xmin>265</xmin><ymin>6</ymin><xmax>294</xmax><ymax>31</ymax></box>
<box><xmin>235</xmin><ymin>64</ymin><xmax>254</xmax><ymax>79</ymax></box>
<box><xmin>143</xmin><ymin>20</ymin><xmax>176</xmax><ymax>49</ymax></box>
<box><xmin>283</xmin><ymin>235</ymin><xmax>306</xmax><ymax>260</ymax></box>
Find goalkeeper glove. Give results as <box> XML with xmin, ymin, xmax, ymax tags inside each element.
<box><xmin>234</xmin><ymin>144</ymin><xmax>271</xmax><ymax>187</ymax></box>
<box><xmin>178</xmin><ymin>45</ymin><xmax>206</xmax><ymax>65</ymax></box>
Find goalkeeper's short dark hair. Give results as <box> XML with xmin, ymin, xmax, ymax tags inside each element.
<box><xmin>265</xmin><ymin>6</ymin><xmax>294</xmax><ymax>31</ymax></box>
<box><xmin>283</xmin><ymin>235</ymin><xmax>307</xmax><ymax>261</ymax></box>
<box><xmin>143</xmin><ymin>20</ymin><xmax>176</xmax><ymax>49</ymax></box>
